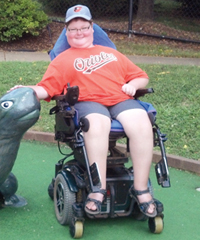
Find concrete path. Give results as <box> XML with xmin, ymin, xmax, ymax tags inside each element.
<box><xmin>0</xmin><ymin>51</ymin><xmax>50</xmax><ymax>62</ymax></box>
<box><xmin>127</xmin><ymin>55</ymin><xmax>200</xmax><ymax>66</ymax></box>
<box><xmin>0</xmin><ymin>50</ymin><xmax>199</xmax><ymax>65</ymax></box>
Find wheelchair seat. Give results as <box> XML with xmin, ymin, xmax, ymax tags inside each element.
<box><xmin>111</xmin><ymin>119</ymin><xmax>125</xmax><ymax>132</ymax></box>
<box><xmin>110</xmin><ymin>119</ymin><xmax>126</xmax><ymax>141</ymax></box>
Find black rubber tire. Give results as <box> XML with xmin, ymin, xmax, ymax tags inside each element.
<box><xmin>54</xmin><ymin>173</ymin><xmax>76</xmax><ymax>225</ymax></box>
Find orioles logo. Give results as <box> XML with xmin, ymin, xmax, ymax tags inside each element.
<box><xmin>74</xmin><ymin>7</ymin><xmax>82</xmax><ymax>12</ymax></box>
<box><xmin>74</xmin><ymin>52</ymin><xmax>117</xmax><ymax>74</ymax></box>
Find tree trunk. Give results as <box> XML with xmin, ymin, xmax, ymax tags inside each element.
<box><xmin>136</xmin><ymin>0</ymin><xmax>154</xmax><ymax>21</ymax></box>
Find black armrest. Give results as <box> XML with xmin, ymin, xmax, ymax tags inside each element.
<box><xmin>52</xmin><ymin>95</ymin><xmax>66</xmax><ymax>101</ymax></box>
<box><xmin>52</xmin><ymin>85</ymin><xmax>79</xmax><ymax>106</ymax></box>
<box><xmin>134</xmin><ymin>88</ymin><xmax>154</xmax><ymax>99</ymax></box>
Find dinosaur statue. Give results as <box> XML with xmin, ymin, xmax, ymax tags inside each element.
<box><xmin>0</xmin><ymin>87</ymin><xmax>40</xmax><ymax>208</ymax></box>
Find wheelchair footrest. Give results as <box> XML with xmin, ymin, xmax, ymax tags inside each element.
<box><xmin>107</xmin><ymin>157</ymin><xmax>129</xmax><ymax>165</ymax></box>
<box><xmin>72</xmin><ymin>203</ymin><xmax>84</xmax><ymax>218</ymax></box>
<box><xmin>154</xmin><ymin>199</ymin><xmax>164</xmax><ymax>214</ymax></box>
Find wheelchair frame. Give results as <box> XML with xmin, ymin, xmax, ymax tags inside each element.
<box><xmin>48</xmin><ymin>85</ymin><xmax>170</xmax><ymax>238</ymax></box>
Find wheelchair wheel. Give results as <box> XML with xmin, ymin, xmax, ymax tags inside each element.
<box><xmin>148</xmin><ymin>216</ymin><xmax>164</xmax><ymax>233</ymax></box>
<box><xmin>54</xmin><ymin>173</ymin><xmax>76</xmax><ymax>225</ymax></box>
<box><xmin>70</xmin><ymin>221</ymin><xmax>84</xmax><ymax>239</ymax></box>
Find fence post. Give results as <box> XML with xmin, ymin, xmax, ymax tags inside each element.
<box><xmin>128</xmin><ymin>0</ymin><xmax>133</xmax><ymax>37</ymax></box>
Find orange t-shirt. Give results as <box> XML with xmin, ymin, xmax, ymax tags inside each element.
<box><xmin>37</xmin><ymin>45</ymin><xmax>148</xmax><ymax>106</ymax></box>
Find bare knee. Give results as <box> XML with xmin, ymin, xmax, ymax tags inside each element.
<box><xmin>116</xmin><ymin>109</ymin><xmax>152</xmax><ymax>138</ymax></box>
<box><xmin>84</xmin><ymin>113</ymin><xmax>111</xmax><ymax>136</ymax></box>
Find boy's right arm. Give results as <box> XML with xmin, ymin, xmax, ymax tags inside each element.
<box><xmin>9</xmin><ymin>85</ymin><xmax>49</xmax><ymax>100</ymax></box>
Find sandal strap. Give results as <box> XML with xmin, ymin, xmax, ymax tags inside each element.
<box><xmin>129</xmin><ymin>186</ymin><xmax>149</xmax><ymax>196</ymax></box>
<box><xmin>93</xmin><ymin>188</ymin><xmax>107</xmax><ymax>196</ymax></box>
<box><xmin>85</xmin><ymin>198</ymin><xmax>102</xmax><ymax>206</ymax></box>
<box><xmin>139</xmin><ymin>200</ymin><xmax>155</xmax><ymax>214</ymax></box>
<box><xmin>134</xmin><ymin>189</ymin><xmax>149</xmax><ymax>196</ymax></box>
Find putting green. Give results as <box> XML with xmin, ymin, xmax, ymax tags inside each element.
<box><xmin>0</xmin><ymin>140</ymin><xmax>200</xmax><ymax>240</ymax></box>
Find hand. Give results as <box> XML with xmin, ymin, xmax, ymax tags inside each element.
<box><xmin>122</xmin><ymin>84</ymin><xmax>136</xmax><ymax>96</ymax></box>
<box><xmin>7</xmin><ymin>85</ymin><xmax>24</xmax><ymax>93</ymax></box>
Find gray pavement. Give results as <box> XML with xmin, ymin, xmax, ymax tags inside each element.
<box><xmin>0</xmin><ymin>50</ymin><xmax>199</xmax><ymax>65</ymax></box>
<box><xmin>127</xmin><ymin>55</ymin><xmax>200</xmax><ymax>66</ymax></box>
<box><xmin>0</xmin><ymin>51</ymin><xmax>50</xmax><ymax>62</ymax></box>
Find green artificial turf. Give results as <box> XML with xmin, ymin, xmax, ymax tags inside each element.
<box><xmin>0</xmin><ymin>140</ymin><xmax>200</xmax><ymax>240</ymax></box>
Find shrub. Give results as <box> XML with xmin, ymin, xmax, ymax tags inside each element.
<box><xmin>0</xmin><ymin>0</ymin><xmax>49</xmax><ymax>42</ymax></box>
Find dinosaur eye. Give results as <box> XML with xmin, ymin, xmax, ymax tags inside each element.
<box><xmin>1</xmin><ymin>101</ymin><xmax>13</xmax><ymax>109</ymax></box>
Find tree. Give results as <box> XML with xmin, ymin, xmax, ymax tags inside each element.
<box><xmin>136</xmin><ymin>0</ymin><xmax>154</xmax><ymax>21</ymax></box>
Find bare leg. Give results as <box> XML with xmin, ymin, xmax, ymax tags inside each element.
<box><xmin>116</xmin><ymin>109</ymin><xmax>155</xmax><ymax>214</ymax></box>
<box><xmin>83</xmin><ymin>113</ymin><xmax>111</xmax><ymax>211</ymax></box>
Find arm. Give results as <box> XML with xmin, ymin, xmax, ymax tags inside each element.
<box><xmin>119</xmin><ymin>52</ymin><xmax>149</xmax><ymax>97</ymax></box>
<box><xmin>9</xmin><ymin>85</ymin><xmax>49</xmax><ymax>100</ymax></box>
<box><xmin>122</xmin><ymin>78</ymin><xmax>149</xmax><ymax>97</ymax></box>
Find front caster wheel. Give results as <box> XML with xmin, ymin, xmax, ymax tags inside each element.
<box><xmin>148</xmin><ymin>216</ymin><xmax>164</xmax><ymax>233</ymax></box>
<box><xmin>70</xmin><ymin>221</ymin><xmax>84</xmax><ymax>239</ymax></box>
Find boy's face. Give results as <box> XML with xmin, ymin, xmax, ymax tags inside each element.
<box><xmin>66</xmin><ymin>18</ymin><xmax>94</xmax><ymax>49</ymax></box>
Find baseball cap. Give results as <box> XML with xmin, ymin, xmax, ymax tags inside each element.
<box><xmin>65</xmin><ymin>5</ymin><xmax>92</xmax><ymax>23</ymax></box>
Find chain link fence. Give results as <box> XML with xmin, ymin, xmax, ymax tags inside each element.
<box><xmin>39</xmin><ymin>0</ymin><xmax>200</xmax><ymax>44</ymax></box>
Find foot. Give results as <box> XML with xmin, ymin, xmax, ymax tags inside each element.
<box><xmin>129</xmin><ymin>187</ymin><xmax>157</xmax><ymax>217</ymax></box>
<box><xmin>84</xmin><ymin>189</ymin><xmax>106</xmax><ymax>215</ymax></box>
<box><xmin>136</xmin><ymin>191</ymin><xmax>156</xmax><ymax>215</ymax></box>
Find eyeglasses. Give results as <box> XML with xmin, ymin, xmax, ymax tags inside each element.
<box><xmin>67</xmin><ymin>25</ymin><xmax>91</xmax><ymax>34</ymax></box>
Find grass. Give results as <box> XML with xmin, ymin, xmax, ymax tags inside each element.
<box><xmin>114</xmin><ymin>40</ymin><xmax>200</xmax><ymax>58</ymax></box>
<box><xmin>139</xmin><ymin>64</ymin><xmax>200</xmax><ymax>160</ymax></box>
<box><xmin>0</xmin><ymin>61</ymin><xmax>199</xmax><ymax>160</ymax></box>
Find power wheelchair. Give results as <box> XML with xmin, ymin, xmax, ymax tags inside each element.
<box><xmin>48</xmin><ymin>84</ymin><xmax>170</xmax><ymax>239</ymax></box>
